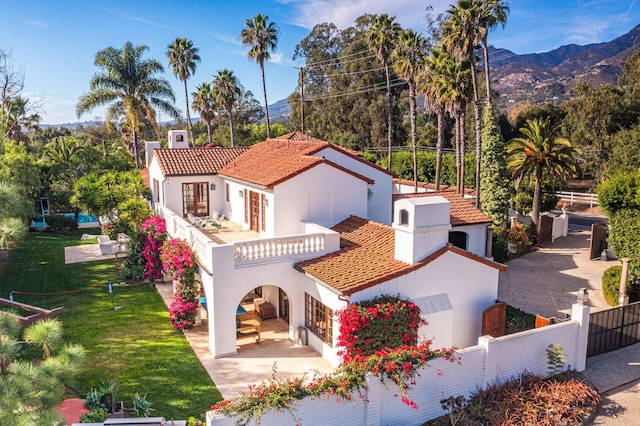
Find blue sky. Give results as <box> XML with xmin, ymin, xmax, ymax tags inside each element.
<box><xmin>2</xmin><ymin>0</ymin><xmax>638</xmax><ymax>124</ymax></box>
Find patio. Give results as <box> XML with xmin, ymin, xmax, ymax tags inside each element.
<box><xmin>197</xmin><ymin>219</ymin><xmax>261</xmax><ymax>245</ymax></box>
<box><xmin>155</xmin><ymin>282</ymin><xmax>335</xmax><ymax>399</ymax></box>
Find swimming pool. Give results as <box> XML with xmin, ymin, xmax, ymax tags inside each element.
<box><xmin>63</xmin><ymin>212</ymin><xmax>98</xmax><ymax>224</ymax></box>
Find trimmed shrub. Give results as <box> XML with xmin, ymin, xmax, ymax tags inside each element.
<box><xmin>602</xmin><ymin>265</ymin><xmax>625</xmax><ymax>306</ymax></box>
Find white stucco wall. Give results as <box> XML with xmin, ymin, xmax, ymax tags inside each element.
<box><xmin>350</xmin><ymin>250</ymin><xmax>500</xmax><ymax>350</ymax></box>
<box><xmin>315</xmin><ymin>147</ymin><xmax>393</xmax><ymax>225</ymax></box>
<box><xmin>272</xmin><ymin>163</ymin><xmax>368</xmax><ymax>235</ymax></box>
<box><xmin>452</xmin><ymin>223</ymin><xmax>488</xmax><ymax>257</ymax></box>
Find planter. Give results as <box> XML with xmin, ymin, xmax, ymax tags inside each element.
<box><xmin>195</xmin><ymin>309</ymin><xmax>202</xmax><ymax>326</ymax></box>
<box><xmin>172</xmin><ymin>280</ymin><xmax>179</xmax><ymax>294</ymax></box>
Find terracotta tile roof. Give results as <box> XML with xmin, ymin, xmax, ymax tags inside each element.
<box><xmin>295</xmin><ymin>216</ymin><xmax>505</xmax><ymax>296</ymax></box>
<box><xmin>393</xmin><ymin>191</ymin><xmax>492</xmax><ymax>226</ymax></box>
<box><xmin>393</xmin><ymin>178</ymin><xmax>476</xmax><ymax>195</ymax></box>
<box><xmin>152</xmin><ymin>147</ymin><xmax>249</xmax><ymax>176</ymax></box>
<box><xmin>218</xmin><ymin>132</ymin><xmax>384</xmax><ymax>188</ymax></box>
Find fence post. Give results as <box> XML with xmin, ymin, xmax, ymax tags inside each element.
<box><xmin>571</xmin><ymin>302</ymin><xmax>590</xmax><ymax>372</ymax></box>
<box><xmin>478</xmin><ymin>335</ymin><xmax>499</xmax><ymax>386</ymax></box>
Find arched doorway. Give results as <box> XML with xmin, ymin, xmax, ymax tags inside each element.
<box><xmin>235</xmin><ymin>285</ymin><xmax>291</xmax><ymax>349</ymax></box>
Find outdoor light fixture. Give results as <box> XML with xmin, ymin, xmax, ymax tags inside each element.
<box><xmin>239</xmin><ymin>190</ymin><xmax>244</xmax><ymax>198</ymax></box>
<box><xmin>210</xmin><ymin>183</ymin><xmax>216</xmax><ymax>191</ymax></box>
<box><xmin>263</xmin><ymin>198</ymin><xmax>269</xmax><ymax>207</ymax></box>
<box><xmin>577</xmin><ymin>288</ymin><xmax>589</xmax><ymax>304</ymax></box>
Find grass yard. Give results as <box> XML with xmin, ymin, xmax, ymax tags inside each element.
<box><xmin>0</xmin><ymin>230</ymin><xmax>222</xmax><ymax>420</ymax></box>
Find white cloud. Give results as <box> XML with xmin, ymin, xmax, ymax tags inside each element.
<box><xmin>269</xmin><ymin>52</ymin><xmax>284</xmax><ymax>64</ymax></box>
<box><xmin>213</xmin><ymin>31</ymin><xmax>243</xmax><ymax>47</ymax></box>
<box><xmin>278</xmin><ymin>0</ymin><xmax>447</xmax><ymax>32</ymax></box>
<box><xmin>24</xmin><ymin>19</ymin><xmax>49</xmax><ymax>28</ymax></box>
<box><xmin>100</xmin><ymin>7</ymin><xmax>173</xmax><ymax>30</ymax></box>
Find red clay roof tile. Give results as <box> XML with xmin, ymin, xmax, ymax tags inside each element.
<box><xmin>218</xmin><ymin>132</ymin><xmax>382</xmax><ymax>188</ymax></box>
<box><xmin>153</xmin><ymin>147</ymin><xmax>249</xmax><ymax>176</ymax></box>
<box><xmin>393</xmin><ymin>191</ymin><xmax>493</xmax><ymax>226</ymax></box>
<box><xmin>295</xmin><ymin>216</ymin><xmax>505</xmax><ymax>296</ymax></box>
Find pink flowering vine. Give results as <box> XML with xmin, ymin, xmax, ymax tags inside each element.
<box><xmin>141</xmin><ymin>216</ymin><xmax>167</xmax><ymax>282</ymax></box>
<box><xmin>161</xmin><ymin>238</ymin><xmax>200</xmax><ymax>330</ymax></box>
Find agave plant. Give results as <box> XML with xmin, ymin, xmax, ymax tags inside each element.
<box><xmin>132</xmin><ymin>392</ymin><xmax>154</xmax><ymax>417</ymax></box>
<box><xmin>0</xmin><ymin>217</ymin><xmax>27</xmax><ymax>249</ymax></box>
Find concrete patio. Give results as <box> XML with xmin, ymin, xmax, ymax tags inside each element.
<box><xmin>155</xmin><ymin>282</ymin><xmax>335</xmax><ymax>399</ymax></box>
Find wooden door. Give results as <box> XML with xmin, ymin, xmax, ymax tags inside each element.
<box><xmin>250</xmin><ymin>191</ymin><xmax>260</xmax><ymax>232</ymax></box>
<box><xmin>279</xmin><ymin>288</ymin><xmax>289</xmax><ymax>324</ymax></box>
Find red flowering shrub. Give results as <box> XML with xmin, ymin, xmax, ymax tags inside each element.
<box><xmin>337</xmin><ymin>295</ymin><xmax>427</xmax><ymax>362</ymax></box>
<box><xmin>141</xmin><ymin>216</ymin><xmax>167</xmax><ymax>282</ymax></box>
<box><xmin>161</xmin><ymin>238</ymin><xmax>200</xmax><ymax>330</ymax></box>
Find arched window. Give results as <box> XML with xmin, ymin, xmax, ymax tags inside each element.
<box><xmin>449</xmin><ymin>231</ymin><xmax>468</xmax><ymax>250</ymax></box>
<box><xmin>399</xmin><ymin>209</ymin><xmax>409</xmax><ymax>225</ymax></box>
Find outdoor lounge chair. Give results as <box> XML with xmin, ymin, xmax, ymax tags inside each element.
<box><xmin>98</xmin><ymin>235</ymin><xmax>117</xmax><ymax>255</ymax></box>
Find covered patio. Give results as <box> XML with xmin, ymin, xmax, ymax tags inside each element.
<box><xmin>155</xmin><ymin>282</ymin><xmax>335</xmax><ymax>398</ymax></box>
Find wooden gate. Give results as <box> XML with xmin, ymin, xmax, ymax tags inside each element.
<box><xmin>587</xmin><ymin>301</ymin><xmax>640</xmax><ymax>357</ymax></box>
<box><xmin>482</xmin><ymin>302</ymin><xmax>506</xmax><ymax>337</ymax></box>
<box><xmin>590</xmin><ymin>223</ymin><xmax>608</xmax><ymax>260</ymax></box>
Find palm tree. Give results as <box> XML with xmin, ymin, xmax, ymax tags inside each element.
<box><xmin>367</xmin><ymin>14</ymin><xmax>401</xmax><ymax>170</ymax></box>
<box><xmin>507</xmin><ymin>117</ymin><xmax>582</xmax><ymax>232</ymax></box>
<box><xmin>76</xmin><ymin>42</ymin><xmax>181</xmax><ymax>169</ymax></box>
<box><xmin>430</xmin><ymin>46</ymin><xmax>471</xmax><ymax>194</ymax></box>
<box><xmin>213</xmin><ymin>69</ymin><xmax>242</xmax><ymax>147</ymax></box>
<box><xmin>192</xmin><ymin>82</ymin><xmax>217</xmax><ymax>145</ymax></box>
<box><xmin>479</xmin><ymin>0</ymin><xmax>509</xmax><ymax>102</ymax></box>
<box><xmin>1</xmin><ymin>96</ymin><xmax>41</xmax><ymax>143</ymax></box>
<box><xmin>41</xmin><ymin>136</ymin><xmax>85</xmax><ymax>164</ymax></box>
<box><xmin>393</xmin><ymin>29</ymin><xmax>427</xmax><ymax>192</ymax></box>
<box><xmin>443</xmin><ymin>0</ymin><xmax>484</xmax><ymax>206</ymax></box>
<box><xmin>419</xmin><ymin>45</ymin><xmax>448</xmax><ymax>191</ymax></box>
<box><xmin>240</xmin><ymin>14</ymin><xmax>279</xmax><ymax>139</ymax></box>
<box><xmin>167</xmin><ymin>37</ymin><xmax>201</xmax><ymax>147</ymax></box>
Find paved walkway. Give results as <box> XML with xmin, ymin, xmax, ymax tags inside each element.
<box><xmin>497</xmin><ymin>228</ymin><xmax>640</xmax><ymax>424</ymax></box>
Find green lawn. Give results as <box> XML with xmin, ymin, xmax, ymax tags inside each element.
<box><xmin>0</xmin><ymin>230</ymin><xmax>222</xmax><ymax>420</ymax></box>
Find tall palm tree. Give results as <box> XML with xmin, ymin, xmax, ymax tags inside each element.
<box><xmin>367</xmin><ymin>14</ymin><xmax>401</xmax><ymax>170</ymax></box>
<box><xmin>393</xmin><ymin>29</ymin><xmax>427</xmax><ymax>192</ymax></box>
<box><xmin>192</xmin><ymin>82</ymin><xmax>217</xmax><ymax>145</ymax></box>
<box><xmin>240</xmin><ymin>14</ymin><xmax>279</xmax><ymax>139</ymax></box>
<box><xmin>419</xmin><ymin>45</ymin><xmax>449</xmax><ymax>191</ymax></box>
<box><xmin>443</xmin><ymin>0</ymin><xmax>484</xmax><ymax>206</ymax></box>
<box><xmin>167</xmin><ymin>37</ymin><xmax>201</xmax><ymax>147</ymax></box>
<box><xmin>1</xmin><ymin>96</ymin><xmax>41</xmax><ymax>143</ymax></box>
<box><xmin>213</xmin><ymin>69</ymin><xmax>242</xmax><ymax>147</ymax></box>
<box><xmin>76</xmin><ymin>42</ymin><xmax>180</xmax><ymax>168</ymax></box>
<box><xmin>479</xmin><ymin>0</ymin><xmax>509</xmax><ymax>102</ymax></box>
<box><xmin>507</xmin><ymin>117</ymin><xmax>581</xmax><ymax>232</ymax></box>
<box><xmin>430</xmin><ymin>46</ymin><xmax>471</xmax><ymax>195</ymax></box>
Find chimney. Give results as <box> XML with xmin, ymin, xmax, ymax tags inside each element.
<box><xmin>145</xmin><ymin>141</ymin><xmax>161</xmax><ymax>167</ymax></box>
<box><xmin>393</xmin><ymin>196</ymin><xmax>451</xmax><ymax>264</ymax></box>
<box><xmin>168</xmin><ymin>130</ymin><xmax>189</xmax><ymax>149</ymax></box>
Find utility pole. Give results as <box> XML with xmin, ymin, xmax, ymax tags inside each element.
<box><xmin>299</xmin><ymin>67</ymin><xmax>305</xmax><ymax>134</ymax></box>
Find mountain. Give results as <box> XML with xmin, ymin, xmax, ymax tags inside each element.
<box><xmin>491</xmin><ymin>24</ymin><xmax>640</xmax><ymax>110</ymax></box>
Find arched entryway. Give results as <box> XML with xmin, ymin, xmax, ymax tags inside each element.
<box><xmin>235</xmin><ymin>285</ymin><xmax>291</xmax><ymax>349</ymax></box>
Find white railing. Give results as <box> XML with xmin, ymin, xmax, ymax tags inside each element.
<box><xmin>235</xmin><ymin>233</ymin><xmax>325</xmax><ymax>266</ymax></box>
<box><xmin>551</xmin><ymin>191</ymin><xmax>599</xmax><ymax>207</ymax></box>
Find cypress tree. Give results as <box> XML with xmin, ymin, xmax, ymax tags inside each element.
<box><xmin>480</xmin><ymin>103</ymin><xmax>510</xmax><ymax>226</ymax></box>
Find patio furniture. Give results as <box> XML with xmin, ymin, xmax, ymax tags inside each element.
<box><xmin>98</xmin><ymin>235</ymin><xmax>118</xmax><ymax>255</ymax></box>
<box><xmin>236</xmin><ymin>319</ymin><xmax>261</xmax><ymax>343</ymax></box>
<box><xmin>254</xmin><ymin>298</ymin><xmax>276</xmax><ymax>320</ymax></box>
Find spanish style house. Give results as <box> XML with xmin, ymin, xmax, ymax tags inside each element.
<box><xmin>147</xmin><ymin>132</ymin><xmax>506</xmax><ymax>366</ymax></box>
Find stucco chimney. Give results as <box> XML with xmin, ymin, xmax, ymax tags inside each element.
<box><xmin>145</xmin><ymin>141</ymin><xmax>160</xmax><ymax>167</ymax></box>
<box><xmin>168</xmin><ymin>130</ymin><xmax>189</xmax><ymax>149</ymax></box>
<box><xmin>393</xmin><ymin>196</ymin><xmax>451</xmax><ymax>264</ymax></box>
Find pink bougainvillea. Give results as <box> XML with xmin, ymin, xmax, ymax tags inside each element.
<box><xmin>161</xmin><ymin>238</ymin><xmax>199</xmax><ymax>330</ymax></box>
<box><xmin>140</xmin><ymin>216</ymin><xmax>167</xmax><ymax>282</ymax></box>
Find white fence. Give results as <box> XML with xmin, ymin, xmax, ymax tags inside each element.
<box><xmin>208</xmin><ymin>303</ymin><xmax>590</xmax><ymax>426</ymax></box>
<box><xmin>552</xmin><ymin>191</ymin><xmax>599</xmax><ymax>208</ymax></box>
